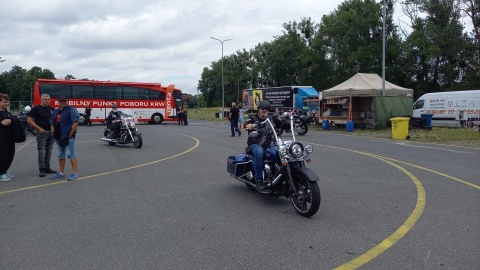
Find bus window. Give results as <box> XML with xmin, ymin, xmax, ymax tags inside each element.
<box><xmin>95</xmin><ymin>86</ymin><xmax>121</xmax><ymax>100</ymax></box>
<box><xmin>124</xmin><ymin>87</ymin><xmax>148</xmax><ymax>100</ymax></box>
<box><xmin>150</xmin><ymin>91</ymin><xmax>166</xmax><ymax>100</ymax></box>
<box><xmin>175</xmin><ymin>98</ymin><xmax>183</xmax><ymax>108</ymax></box>
<box><xmin>40</xmin><ymin>84</ymin><xmax>71</xmax><ymax>98</ymax></box>
<box><xmin>413</xmin><ymin>99</ymin><xmax>424</xmax><ymax>110</ymax></box>
<box><xmin>72</xmin><ymin>85</ymin><xmax>93</xmax><ymax>98</ymax></box>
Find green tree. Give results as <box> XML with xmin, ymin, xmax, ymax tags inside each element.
<box><xmin>402</xmin><ymin>0</ymin><xmax>476</xmax><ymax>97</ymax></box>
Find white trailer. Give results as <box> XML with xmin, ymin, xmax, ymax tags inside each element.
<box><xmin>413</xmin><ymin>90</ymin><xmax>480</xmax><ymax>127</ymax></box>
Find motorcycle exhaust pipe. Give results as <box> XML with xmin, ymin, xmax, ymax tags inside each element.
<box><xmin>100</xmin><ymin>138</ymin><xmax>116</xmax><ymax>142</ymax></box>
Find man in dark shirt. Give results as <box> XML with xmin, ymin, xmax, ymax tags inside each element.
<box><xmin>27</xmin><ymin>94</ymin><xmax>57</xmax><ymax>177</ymax></box>
<box><xmin>228</xmin><ymin>102</ymin><xmax>241</xmax><ymax>137</ymax></box>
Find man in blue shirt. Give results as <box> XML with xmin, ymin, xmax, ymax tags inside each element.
<box><xmin>49</xmin><ymin>95</ymin><xmax>80</xmax><ymax>181</ymax></box>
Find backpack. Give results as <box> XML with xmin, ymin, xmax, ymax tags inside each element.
<box><xmin>12</xmin><ymin>116</ymin><xmax>26</xmax><ymax>143</ymax></box>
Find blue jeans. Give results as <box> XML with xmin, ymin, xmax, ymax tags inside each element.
<box><xmin>55</xmin><ymin>137</ymin><xmax>77</xmax><ymax>159</ymax></box>
<box><xmin>36</xmin><ymin>131</ymin><xmax>54</xmax><ymax>169</ymax></box>
<box><xmin>249</xmin><ymin>144</ymin><xmax>264</xmax><ymax>182</ymax></box>
<box><xmin>230</xmin><ymin>119</ymin><xmax>240</xmax><ymax>136</ymax></box>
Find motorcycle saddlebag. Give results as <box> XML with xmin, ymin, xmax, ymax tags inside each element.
<box><xmin>227</xmin><ymin>154</ymin><xmax>252</xmax><ymax>177</ymax></box>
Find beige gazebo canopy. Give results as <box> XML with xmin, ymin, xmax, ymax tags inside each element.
<box><xmin>321</xmin><ymin>73</ymin><xmax>413</xmax><ymax>98</ymax></box>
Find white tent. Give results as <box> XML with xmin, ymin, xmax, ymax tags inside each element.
<box><xmin>321</xmin><ymin>73</ymin><xmax>413</xmax><ymax>98</ymax></box>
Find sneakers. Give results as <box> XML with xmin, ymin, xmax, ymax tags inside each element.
<box><xmin>67</xmin><ymin>173</ymin><xmax>78</xmax><ymax>181</ymax></box>
<box><xmin>50</xmin><ymin>173</ymin><xmax>65</xmax><ymax>179</ymax></box>
<box><xmin>0</xmin><ymin>173</ymin><xmax>12</xmax><ymax>182</ymax></box>
<box><xmin>6</xmin><ymin>173</ymin><xmax>15</xmax><ymax>179</ymax></box>
<box><xmin>45</xmin><ymin>168</ymin><xmax>57</xmax><ymax>174</ymax></box>
<box><xmin>39</xmin><ymin>169</ymin><xmax>46</xmax><ymax>177</ymax></box>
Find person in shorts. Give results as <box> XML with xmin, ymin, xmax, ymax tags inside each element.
<box><xmin>50</xmin><ymin>95</ymin><xmax>80</xmax><ymax>181</ymax></box>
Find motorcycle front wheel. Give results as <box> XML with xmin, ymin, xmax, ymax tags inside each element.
<box><xmin>133</xmin><ymin>134</ymin><xmax>143</xmax><ymax>148</ymax></box>
<box><xmin>290</xmin><ymin>176</ymin><xmax>320</xmax><ymax>217</ymax></box>
<box><xmin>296</xmin><ymin>124</ymin><xmax>308</xmax><ymax>136</ymax></box>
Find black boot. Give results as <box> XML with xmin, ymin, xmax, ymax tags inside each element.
<box><xmin>39</xmin><ymin>168</ymin><xmax>46</xmax><ymax>177</ymax></box>
<box><xmin>45</xmin><ymin>167</ymin><xmax>57</xmax><ymax>174</ymax></box>
<box><xmin>256</xmin><ymin>181</ymin><xmax>267</xmax><ymax>191</ymax></box>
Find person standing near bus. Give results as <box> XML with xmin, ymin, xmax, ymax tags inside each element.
<box><xmin>177</xmin><ymin>106</ymin><xmax>184</xmax><ymax>126</ymax></box>
<box><xmin>27</xmin><ymin>94</ymin><xmax>57</xmax><ymax>177</ymax></box>
<box><xmin>50</xmin><ymin>96</ymin><xmax>80</xmax><ymax>181</ymax></box>
<box><xmin>0</xmin><ymin>93</ymin><xmax>16</xmax><ymax>182</ymax></box>
<box><xmin>181</xmin><ymin>104</ymin><xmax>188</xmax><ymax>126</ymax></box>
<box><xmin>84</xmin><ymin>105</ymin><xmax>92</xmax><ymax>126</ymax></box>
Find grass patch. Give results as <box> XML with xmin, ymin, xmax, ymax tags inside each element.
<box><xmin>189</xmin><ymin>107</ymin><xmax>480</xmax><ymax>148</ymax></box>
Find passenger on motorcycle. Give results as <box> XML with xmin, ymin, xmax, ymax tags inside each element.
<box><xmin>106</xmin><ymin>104</ymin><xmax>122</xmax><ymax>139</ymax></box>
<box><xmin>245</xmin><ymin>100</ymin><xmax>290</xmax><ymax>191</ymax></box>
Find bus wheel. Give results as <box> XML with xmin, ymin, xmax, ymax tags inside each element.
<box><xmin>150</xmin><ymin>113</ymin><xmax>163</xmax><ymax>124</ymax></box>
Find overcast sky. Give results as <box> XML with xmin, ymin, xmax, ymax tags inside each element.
<box><xmin>1</xmin><ymin>0</ymin><xmax>414</xmax><ymax>95</ymax></box>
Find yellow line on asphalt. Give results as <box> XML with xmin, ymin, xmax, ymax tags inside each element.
<box><xmin>334</xmin><ymin>155</ymin><xmax>425</xmax><ymax>270</ymax></box>
<box><xmin>0</xmin><ymin>133</ymin><xmax>200</xmax><ymax>196</ymax></box>
<box><xmin>304</xmin><ymin>143</ymin><xmax>425</xmax><ymax>269</ymax></box>
<box><xmin>369</xmin><ymin>154</ymin><xmax>480</xmax><ymax>190</ymax></box>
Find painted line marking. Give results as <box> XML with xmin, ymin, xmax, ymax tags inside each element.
<box><xmin>305</xmin><ymin>142</ymin><xmax>477</xmax><ymax>269</ymax></box>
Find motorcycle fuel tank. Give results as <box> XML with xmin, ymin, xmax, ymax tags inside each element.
<box><xmin>264</xmin><ymin>146</ymin><xmax>280</xmax><ymax>162</ymax></box>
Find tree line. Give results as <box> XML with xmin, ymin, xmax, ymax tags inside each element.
<box><xmin>198</xmin><ymin>0</ymin><xmax>479</xmax><ymax>107</ymax></box>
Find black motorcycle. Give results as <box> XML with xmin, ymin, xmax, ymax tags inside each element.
<box><xmin>227</xmin><ymin>116</ymin><xmax>321</xmax><ymax>217</ymax></box>
<box><xmin>100</xmin><ymin>112</ymin><xmax>143</xmax><ymax>148</ymax></box>
<box><xmin>17</xmin><ymin>111</ymin><xmax>37</xmax><ymax>136</ymax></box>
<box><xmin>275</xmin><ymin>114</ymin><xmax>309</xmax><ymax>136</ymax></box>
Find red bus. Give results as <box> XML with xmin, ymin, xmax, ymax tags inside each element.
<box><xmin>33</xmin><ymin>79</ymin><xmax>184</xmax><ymax>124</ymax></box>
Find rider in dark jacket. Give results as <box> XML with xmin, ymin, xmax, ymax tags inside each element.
<box><xmin>106</xmin><ymin>104</ymin><xmax>122</xmax><ymax>139</ymax></box>
<box><xmin>244</xmin><ymin>100</ymin><xmax>290</xmax><ymax>191</ymax></box>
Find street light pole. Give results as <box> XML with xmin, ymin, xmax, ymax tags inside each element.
<box><xmin>211</xmin><ymin>37</ymin><xmax>232</xmax><ymax>118</ymax></box>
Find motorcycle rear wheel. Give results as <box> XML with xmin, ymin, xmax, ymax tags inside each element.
<box><xmin>133</xmin><ymin>134</ymin><xmax>143</xmax><ymax>148</ymax></box>
<box><xmin>290</xmin><ymin>177</ymin><xmax>320</xmax><ymax>217</ymax></box>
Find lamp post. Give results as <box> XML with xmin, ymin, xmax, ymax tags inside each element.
<box><xmin>381</xmin><ymin>0</ymin><xmax>386</xmax><ymax>96</ymax></box>
<box><xmin>211</xmin><ymin>37</ymin><xmax>232</xmax><ymax>118</ymax></box>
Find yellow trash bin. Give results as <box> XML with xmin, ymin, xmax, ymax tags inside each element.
<box><xmin>390</xmin><ymin>117</ymin><xmax>410</xmax><ymax>140</ymax></box>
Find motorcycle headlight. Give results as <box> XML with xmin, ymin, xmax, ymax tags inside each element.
<box><xmin>129</xmin><ymin>122</ymin><xmax>136</xmax><ymax>128</ymax></box>
<box><xmin>305</xmin><ymin>145</ymin><xmax>313</xmax><ymax>154</ymax></box>
<box><xmin>289</xmin><ymin>142</ymin><xmax>304</xmax><ymax>158</ymax></box>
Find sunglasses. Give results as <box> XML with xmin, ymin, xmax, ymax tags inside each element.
<box><xmin>259</xmin><ymin>107</ymin><xmax>270</xmax><ymax>111</ymax></box>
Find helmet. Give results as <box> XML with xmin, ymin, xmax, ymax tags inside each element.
<box><xmin>257</xmin><ymin>100</ymin><xmax>271</xmax><ymax>108</ymax></box>
<box><xmin>112</xmin><ymin>103</ymin><xmax>118</xmax><ymax>109</ymax></box>
<box><xmin>24</xmin><ymin>106</ymin><xmax>31</xmax><ymax>113</ymax></box>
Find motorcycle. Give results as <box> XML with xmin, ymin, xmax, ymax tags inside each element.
<box><xmin>17</xmin><ymin>107</ymin><xmax>37</xmax><ymax>136</ymax></box>
<box><xmin>100</xmin><ymin>110</ymin><xmax>143</xmax><ymax>148</ymax></box>
<box><xmin>227</xmin><ymin>115</ymin><xmax>321</xmax><ymax>217</ymax></box>
<box><xmin>275</xmin><ymin>114</ymin><xmax>309</xmax><ymax>136</ymax></box>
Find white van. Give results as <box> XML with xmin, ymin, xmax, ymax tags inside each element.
<box><xmin>413</xmin><ymin>90</ymin><xmax>480</xmax><ymax>127</ymax></box>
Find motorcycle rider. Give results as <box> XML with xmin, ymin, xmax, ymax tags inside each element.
<box><xmin>106</xmin><ymin>103</ymin><xmax>122</xmax><ymax>139</ymax></box>
<box><xmin>245</xmin><ymin>100</ymin><xmax>290</xmax><ymax>191</ymax></box>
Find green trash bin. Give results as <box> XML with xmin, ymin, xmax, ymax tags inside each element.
<box><xmin>390</xmin><ymin>117</ymin><xmax>410</xmax><ymax>140</ymax></box>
